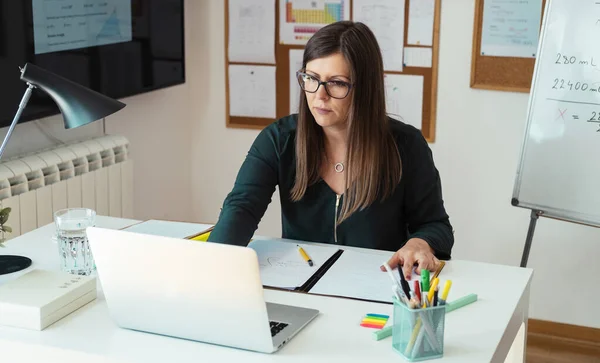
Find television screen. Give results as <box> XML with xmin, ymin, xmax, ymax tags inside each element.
<box><xmin>0</xmin><ymin>0</ymin><xmax>185</xmax><ymax>128</ymax></box>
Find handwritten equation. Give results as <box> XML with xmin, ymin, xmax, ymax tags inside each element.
<box><xmin>553</xmin><ymin>107</ymin><xmax>600</xmax><ymax>132</ymax></box>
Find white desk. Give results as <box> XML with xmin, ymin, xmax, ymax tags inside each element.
<box><xmin>0</xmin><ymin>216</ymin><xmax>532</xmax><ymax>363</ymax></box>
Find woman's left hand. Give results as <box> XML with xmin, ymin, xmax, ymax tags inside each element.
<box><xmin>380</xmin><ymin>238</ymin><xmax>440</xmax><ymax>280</ymax></box>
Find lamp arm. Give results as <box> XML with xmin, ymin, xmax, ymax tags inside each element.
<box><xmin>0</xmin><ymin>83</ymin><xmax>35</xmax><ymax>160</ymax></box>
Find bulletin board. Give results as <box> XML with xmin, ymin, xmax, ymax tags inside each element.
<box><xmin>225</xmin><ymin>0</ymin><xmax>442</xmax><ymax>143</ymax></box>
<box><xmin>470</xmin><ymin>0</ymin><xmax>546</xmax><ymax>93</ymax></box>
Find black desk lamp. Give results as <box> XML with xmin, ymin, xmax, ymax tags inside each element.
<box><xmin>0</xmin><ymin>63</ymin><xmax>126</xmax><ymax>275</ymax></box>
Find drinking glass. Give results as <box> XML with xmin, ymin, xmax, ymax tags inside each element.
<box><xmin>54</xmin><ymin>208</ymin><xmax>96</xmax><ymax>275</ymax></box>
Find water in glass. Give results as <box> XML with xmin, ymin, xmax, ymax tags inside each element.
<box><xmin>54</xmin><ymin>208</ymin><xmax>96</xmax><ymax>275</ymax></box>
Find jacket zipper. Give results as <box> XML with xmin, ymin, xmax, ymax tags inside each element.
<box><xmin>334</xmin><ymin>194</ymin><xmax>341</xmax><ymax>243</ymax></box>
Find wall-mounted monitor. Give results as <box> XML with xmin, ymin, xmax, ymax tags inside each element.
<box><xmin>0</xmin><ymin>0</ymin><xmax>185</xmax><ymax>128</ymax></box>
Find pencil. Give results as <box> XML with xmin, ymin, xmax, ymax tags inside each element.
<box><xmin>297</xmin><ymin>245</ymin><xmax>313</xmax><ymax>266</ymax></box>
<box><xmin>432</xmin><ymin>261</ymin><xmax>445</xmax><ymax>280</ymax></box>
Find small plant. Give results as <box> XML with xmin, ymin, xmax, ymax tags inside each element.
<box><xmin>0</xmin><ymin>207</ymin><xmax>12</xmax><ymax>247</ymax></box>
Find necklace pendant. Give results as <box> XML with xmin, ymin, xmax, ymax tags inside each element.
<box><xmin>334</xmin><ymin>162</ymin><xmax>344</xmax><ymax>173</ymax></box>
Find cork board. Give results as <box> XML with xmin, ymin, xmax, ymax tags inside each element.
<box><xmin>225</xmin><ymin>0</ymin><xmax>442</xmax><ymax>142</ymax></box>
<box><xmin>470</xmin><ymin>0</ymin><xmax>546</xmax><ymax>93</ymax></box>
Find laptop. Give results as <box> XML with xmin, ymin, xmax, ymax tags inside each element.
<box><xmin>86</xmin><ymin>227</ymin><xmax>319</xmax><ymax>353</ymax></box>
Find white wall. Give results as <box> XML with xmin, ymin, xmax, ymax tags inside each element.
<box><xmin>188</xmin><ymin>0</ymin><xmax>599</xmax><ymax>329</ymax></box>
<box><xmin>104</xmin><ymin>83</ymin><xmax>193</xmax><ymax>222</ymax></box>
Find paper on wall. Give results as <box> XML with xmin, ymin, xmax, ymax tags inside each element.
<box><xmin>404</xmin><ymin>47</ymin><xmax>432</xmax><ymax>68</ymax></box>
<box><xmin>384</xmin><ymin>74</ymin><xmax>424</xmax><ymax>130</ymax></box>
<box><xmin>279</xmin><ymin>0</ymin><xmax>350</xmax><ymax>45</ymax></box>
<box><xmin>480</xmin><ymin>0</ymin><xmax>542</xmax><ymax>58</ymax></box>
<box><xmin>229</xmin><ymin>65</ymin><xmax>277</xmax><ymax>119</ymax></box>
<box><xmin>407</xmin><ymin>0</ymin><xmax>435</xmax><ymax>46</ymax></box>
<box><xmin>353</xmin><ymin>0</ymin><xmax>405</xmax><ymax>72</ymax></box>
<box><xmin>228</xmin><ymin>0</ymin><xmax>276</xmax><ymax>63</ymax></box>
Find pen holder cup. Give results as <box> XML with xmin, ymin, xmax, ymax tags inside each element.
<box><xmin>392</xmin><ymin>297</ymin><xmax>446</xmax><ymax>361</ymax></box>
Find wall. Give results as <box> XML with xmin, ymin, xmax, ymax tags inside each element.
<box><xmin>188</xmin><ymin>0</ymin><xmax>599</xmax><ymax>329</ymax></box>
<box><xmin>104</xmin><ymin>83</ymin><xmax>193</xmax><ymax>222</ymax></box>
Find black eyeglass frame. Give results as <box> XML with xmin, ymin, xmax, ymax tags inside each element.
<box><xmin>296</xmin><ymin>71</ymin><xmax>354</xmax><ymax>99</ymax></box>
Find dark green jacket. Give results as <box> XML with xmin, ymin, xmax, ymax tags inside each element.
<box><xmin>208</xmin><ymin>115</ymin><xmax>454</xmax><ymax>260</ymax></box>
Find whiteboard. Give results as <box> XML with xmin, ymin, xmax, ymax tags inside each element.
<box><xmin>512</xmin><ymin>0</ymin><xmax>600</xmax><ymax>226</ymax></box>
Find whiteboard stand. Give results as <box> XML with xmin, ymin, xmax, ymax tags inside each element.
<box><xmin>519</xmin><ymin>209</ymin><xmax>543</xmax><ymax>268</ymax></box>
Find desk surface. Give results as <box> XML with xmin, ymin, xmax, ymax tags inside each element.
<box><xmin>0</xmin><ymin>216</ymin><xmax>533</xmax><ymax>363</ymax></box>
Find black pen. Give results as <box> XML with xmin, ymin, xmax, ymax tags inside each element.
<box><xmin>397</xmin><ymin>263</ymin><xmax>411</xmax><ymax>299</ymax></box>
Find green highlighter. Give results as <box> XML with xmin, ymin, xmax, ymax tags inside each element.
<box><xmin>444</xmin><ymin>293</ymin><xmax>478</xmax><ymax>313</ymax></box>
<box><xmin>372</xmin><ymin>293</ymin><xmax>478</xmax><ymax>341</ymax></box>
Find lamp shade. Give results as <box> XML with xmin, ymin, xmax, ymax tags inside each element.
<box><xmin>20</xmin><ymin>63</ymin><xmax>126</xmax><ymax>129</ymax></box>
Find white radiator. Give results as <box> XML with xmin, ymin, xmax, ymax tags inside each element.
<box><xmin>0</xmin><ymin>135</ymin><xmax>133</xmax><ymax>240</ymax></box>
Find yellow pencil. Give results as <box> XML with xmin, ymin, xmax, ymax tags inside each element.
<box><xmin>427</xmin><ymin>278</ymin><xmax>439</xmax><ymax>305</ymax></box>
<box><xmin>297</xmin><ymin>245</ymin><xmax>313</xmax><ymax>266</ymax></box>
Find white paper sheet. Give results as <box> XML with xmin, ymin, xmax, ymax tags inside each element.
<box><xmin>279</xmin><ymin>0</ymin><xmax>350</xmax><ymax>45</ymax></box>
<box><xmin>228</xmin><ymin>65</ymin><xmax>277</xmax><ymax>118</ymax></box>
<box><xmin>480</xmin><ymin>0</ymin><xmax>543</xmax><ymax>58</ymax></box>
<box><xmin>404</xmin><ymin>47</ymin><xmax>432</xmax><ymax>68</ymax></box>
<box><xmin>228</xmin><ymin>0</ymin><xmax>276</xmax><ymax>63</ymax></box>
<box><xmin>247</xmin><ymin>239</ymin><xmax>340</xmax><ymax>289</ymax></box>
<box><xmin>353</xmin><ymin>0</ymin><xmax>405</xmax><ymax>72</ymax></box>
<box><xmin>407</xmin><ymin>0</ymin><xmax>435</xmax><ymax>46</ymax></box>
<box><xmin>289</xmin><ymin>49</ymin><xmax>304</xmax><ymax>114</ymax></box>
<box><xmin>309</xmin><ymin>250</ymin><xmax>422</xmax><ymax>303</ymax></box>
<box><xmin>384</xmin><ymin>74</ymin><xmax>424</xmax><ymax>130</ymax></box>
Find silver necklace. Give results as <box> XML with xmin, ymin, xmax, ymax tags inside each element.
<box><xmin>325</xmin><ymin>153</ymin><xmax>345</xmax><ymax>173</ymax></box>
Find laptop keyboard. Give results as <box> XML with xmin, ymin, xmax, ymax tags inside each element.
<box><xmin>270</xmin><ymin>321</ymin><xmax>289</xmax><ymax>337</ymax></box>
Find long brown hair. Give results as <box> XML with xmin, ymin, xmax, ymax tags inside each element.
<box><xmin>290</xmin><ymin>21</ymin><xmax>402</xmax><ymax>225</ymax></box>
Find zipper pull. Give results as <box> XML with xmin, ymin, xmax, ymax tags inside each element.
<box><xmin>334</xmin><ymin>194</ymin><xmax>341</xmax><ymax>243</ymax></box>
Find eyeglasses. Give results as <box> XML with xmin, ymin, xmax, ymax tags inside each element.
<box><xmin>296</xmin><ymin>71</ymin><xmax>353</xmax><ymax>99</ymax></box>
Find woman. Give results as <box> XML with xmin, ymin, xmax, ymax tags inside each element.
<box><xmin>208</xmin><ymin>21</ymin><xmax>453</xmax><ymax>280</ymax></box>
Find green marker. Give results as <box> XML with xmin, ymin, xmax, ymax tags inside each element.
<box><xmin>421</xmin><ymin>269</ymin><xmax>430</xmax><ymax>292</ymax></box>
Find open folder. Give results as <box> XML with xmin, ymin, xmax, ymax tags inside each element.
<box><xmin>248</xmin><ymin>239</ymin><xmax>428</xmax><ymax>304</ymax></box>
